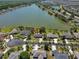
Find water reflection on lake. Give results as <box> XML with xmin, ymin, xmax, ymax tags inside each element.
<box><xmin>0</xmin><ymin>4</ymin><xmax>71</xmax><ymax>30</ymax></box>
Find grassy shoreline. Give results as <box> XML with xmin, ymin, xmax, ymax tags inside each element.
<box><xmin>0</xmin><ymin>25</ymin><xmax>70</xmax><ymax>37</ymax></box>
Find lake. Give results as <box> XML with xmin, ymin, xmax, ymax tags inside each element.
<box><xmin>0</xmin><ymin>3</ymin><xmax>71</xmax><ymax>30</ymax></box>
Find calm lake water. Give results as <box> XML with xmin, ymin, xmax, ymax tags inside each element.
<box><xmin>0</xmin><ymin>4</ymin><xmax>71</xmax><ymax>30</ymax></box>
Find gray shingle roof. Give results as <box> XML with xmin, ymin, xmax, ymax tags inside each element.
<box><xmin>33</xmin><ymin>50</ymin><xmax>39</xmax><ymax>57</ymax></box>
<box><xmin>60</xmin><ymin>32</ymin><xmax>73</xmax><ymax>39</ymax></box>
<box><xmin>55</xmin><ymin>53</ymin><xmax>68</xmax><ymax>59</ymax></box>
<box><xmin>9</xmin><ymin>28</ymin><xmax>18</xmax><ymax>34</ymax></box>
<box><xmin>52</xmin><ymin>50</ymin><xmax>59</xmax><ymax>56</ymax></box>
<box><xmin>7</xmin><ymin>39</ymin><xmax>24</xmax><ymax>47</ymax></box>
<box><xmin>47</xmin><ymin>33</ymin><xmax>58</xmax><ymax>39</ymax></box>
<box><xmin>34</xmin><ymin>33</ymin><xmax>43</xmax><ymax>38</ymax></box>
<box><xmin>33</xmin><ymin>50</ymin><xmax>47</xmax><ymax>58</ymax></box>
<box><xmin>73</xmin><ymin>32</ymin><xmax>79</xmax><ymax>39</ymax></box>
<box><xmin>75</xmin><ymin>52</ymin><xmax>79</xmax><ymax>59</ymax></box>
<box><xmin>20</xmin><ymin>30</ymin><xmax>31</xmax><ymax>36</ymax></box>
<box><xmin>0</xmin><ymin>32</ymin><xmax>5</xmax><ymax>35</ymax></box>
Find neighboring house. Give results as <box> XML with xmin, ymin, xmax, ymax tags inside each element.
<box><xmin>32</xmin><ymin>50</ymin><xmax>39</xmax><ymax>59</ymax></box>
<box><xmin>47</xmin><ymin>33</ymin><xmax>58</xmax><ymax>39</ymax></box>
<box><xmin>38</xmin><ymin>50</ymin><xmax>47</xmax><ymax>59</ymax></box>
<box><xmin>75</xmin><ymin>51</ymin><xmax>79</xmax><ymax>59</ymax></box>
<box><xmin>52</xmin><ymin>0</ymin><xmax>69</xmax><ymax>5</ymax></box>
<box><xmin>60</xmin><ymin>32</ymin><xmax>73</xmax><ymax>39</ymax></box>
<box><xmin>73</xmin><ymin>32</ymin><xmax>79</xmax><ymax>39</ymax></box>
<box><xmin>55</xmin><ymin>53</ymin><xmax>69</xmax><ymax>59</ymax></box>
<box><xmin>8</xmin><ymin>51</ymin><xmax>21</xmax><ymax>59</ymax></box>
<box><xmin>50</xmin><ymin>0</ymin><xmax>79</xmax><ymax>5</ymax></box>
<box><xmin>52</xmin><ymin>50</ymin><xmax>59</xmax><ymax>56</ymax></box>
<box><xmin>34</xmin><ymin>33</ymin><xmax>43</xmax><ymax>38</ymax></box>
<box><xmin>9</xmin><ymin>28</ymin><xmax>19</xmax><ymax>35</ymax></box>
<box><xmin>32</xmin><ymin>50</ymin><xmax>47</xmax><ymax>59</ymax></box>
<box><xmin>7</xmin><ymin>39</ymin><xmax>25</xmax><ymax>47</ymax></box>
<box><xmin>20</xmin><ymin>30</ymin><xmax>31</xmax><ymax>36</ymax></box>
<box><xmin>0</xmin><ymin>32</ymin><xmax>6</xmax><ymax>41</ymax></box>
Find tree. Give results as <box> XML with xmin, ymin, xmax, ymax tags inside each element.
<box><xmin>26</xmin><ymin>44</ymin><xmax>30</xmax><ymax>51</ymax></box>
<box><xmin>70</xmin><ymin>55</ymin><xmax>74</xmax><ymax>59</ymax></box>
<box><xmin>19</xmin><ymin>51</ymin><xmax>30</xmax><ymax>59</ymax></box>
<box><xmin>39</xmin><ymin>27</ymin><xmax>46</xmax><ymax>33</ymax></box>
<box><xmin>62</xmin><ymin>11</ymin><xmax>66</xmax><ymax>15</ymax></box>
<box><xmin>43</xmin><ymin>34</ymin><xmax>47</xmax><ymax>40</ymax></box>
<box><xmin>0</xmin><ymin>42</ymin><xmax>4</xmax><ymax>50</ymax></box>
<box><xmin>7</xmin><ymin>48</ymin><xmax>15</xmax><ymax>55</ymax></box>
<box><xmin>44</xmin><ymin>43</ymin><xmax>49</xmax><ymax>51</ymax></box>
<box><xmin>27</xmin><ymin>34</ymin><xmax>31</xmax><ymax>40</ymax></box>
<box><xmin>18</xmin><ymin>26</ymin><xmax>24</xmax><ymax>31</ymax></box>
<box><xmin>58</xmin><ymin>9</ymin><xmax>61</xmax><ymax>12</ymax></box>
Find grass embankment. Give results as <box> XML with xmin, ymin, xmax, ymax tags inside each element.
<box><xmin>1</xmin><ymin>26</ymin><xmax>14</xmax><ymax>33</ymax></box>
<box><xmin>0</xmin><ymin>25</ymin><xmax>67</xmax><ymax>33</ymax></box>
<box><xmin>0</xmin><ymin>2</ymin><xmax>27</xmax><ymax>10</ymax></box>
